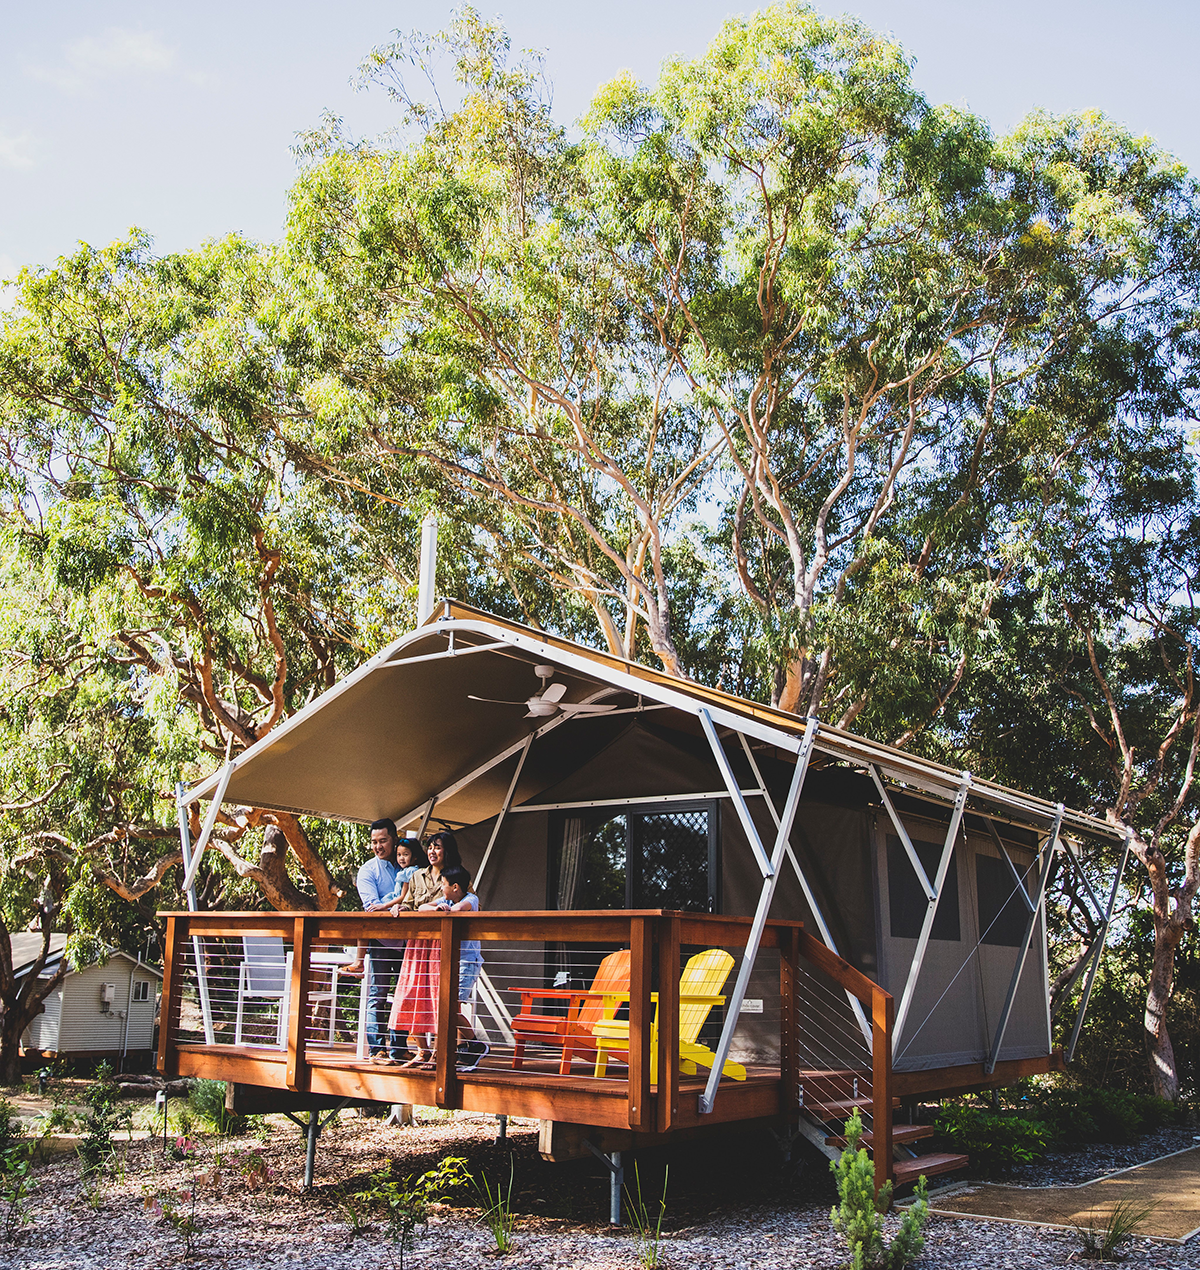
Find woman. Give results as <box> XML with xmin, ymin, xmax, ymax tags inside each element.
<box><xmin>389</xmin><ymin>831</ymin><xmax>462</xmax><ymax>1067</ymax></box>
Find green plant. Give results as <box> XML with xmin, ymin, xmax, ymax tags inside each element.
<box><xmin>187</xmin><ymin>1079</ymin><xmax>247</xmax><ymax>1135</ymax></box>
<box><xmin>143</xmin><ymin>1182</ymin><xmax>200</xmax><ymax>1258</ymax></box>
<box><xmin>624</xmin><ymin>1162</ymin><xmax>668</xmax><ymax>1268</ymax></box>
<box><xmin>476</xmin><ymin>1160</ymin><xmax>517</xmax><ymax>1254</ymax></box>
<box><xmin>934</xmin><ymin>1105</ymin><xmax>1052</xmax><ymax>1177</ymax></box>
<box><xmin>1073</xmin><ymin>1199</ymin><xmax>1153</xmax><ymax>1260</ymax></box>
<box><xmin>1</xmin><ymin>1141</ymin><xmax>37</xmax><ymax>1243</ymax></box>
<box><xmin>359</xmin><ymin>1156</ymin><xmax>471</xmax><ymax>1270</ymax></box>
<box><xmin>77</xmin><ymin>1062</ymin><xmax>131</xmax><ymax>1181</ymax></box>
<box><xmin>830</xmin><ymin>1110</ymin><xmax>929</xmax><ymax>1270</ymax></box>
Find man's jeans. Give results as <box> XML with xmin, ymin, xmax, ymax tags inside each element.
<box><xmin>366</xmin><ymin>941</ymin><xmax>407</xmax><ymax>1058</ymax></box>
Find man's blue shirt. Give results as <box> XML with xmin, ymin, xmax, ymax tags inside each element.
<box><xmin>356</xmin><ymin>855</ymin><xmax>404</xmax><ymax>949</ymax></box>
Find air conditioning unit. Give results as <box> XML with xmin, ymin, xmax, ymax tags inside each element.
<box><xmin>100</xmin><ymin>983</ymin><xmax>116</xmax><ymax>1010</ymax></box>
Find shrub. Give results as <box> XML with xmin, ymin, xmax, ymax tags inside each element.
<box><xmin>1033</xmin><ymin>1089</ymin><xmax>1142</xmax><ymax>1146</ymax></box>
<box><xmin>933</xmin><ymin>1105</ymin><xmax>1051</xmax><ymax>1177</ymax></box>
<box><xmin>830</xmin><ymin>1109</ymin><xmax>928</xmax><ymax>1269</ymax></box>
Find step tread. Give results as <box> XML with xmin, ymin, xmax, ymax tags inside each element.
<box><xmin>802</xmin><ymin>1097</ymin><xmax>901</xmax><ymax>1116</ymax></box>
<box><xmin>892</xmin><ymin>1153</ymin><xmax>968</xmax><ymax>1184</ymax></box>
<box><xmin>825</xmin><ymin>1124</ymin><xmax>935</xmax><ymax>1147</ymax></box>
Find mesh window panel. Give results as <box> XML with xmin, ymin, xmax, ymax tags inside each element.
<box><xmin>636</xmin><ymin>810</ymin><xmax>709</xmax><ymax>911</ymax></box>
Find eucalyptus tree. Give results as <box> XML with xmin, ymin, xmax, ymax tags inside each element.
<box><xmin>284</xmin><ymin>10</ymin><xmax>724</xmax><ymax>672</ymax></box>
<box><xmin>0</xmin><ymin>233</ymin><xmax>409</xmax><ymax>925</ymax></box>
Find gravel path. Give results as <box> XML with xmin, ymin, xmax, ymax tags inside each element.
<box><xmin>1</xmin><ymin>1112</ymin><xmax>1196</xmax><ymax>1269</ymax></box>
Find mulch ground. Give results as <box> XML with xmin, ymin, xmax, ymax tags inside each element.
<box><xmin>3</xmin><ymin>1087</ymin><xmax>1200</xmax><ymax>1268</ymax></box>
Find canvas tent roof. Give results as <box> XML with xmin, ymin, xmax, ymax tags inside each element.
<box><xmin>182</xmin><ymin>602</ymin><xmax>1122</xmax><ymax>845</ymax></box>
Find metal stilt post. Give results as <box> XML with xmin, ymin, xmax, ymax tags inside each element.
<box><xmin>610</xmin><ymin>1151</ymin><xmax>623</xmax><ymax>1226</ymax></box>
<box><xmin>305</xmin><ymin>1110</ymin><xmax>319</xmax><ymax>1189</ymax></box>
<box><xmin>495</xmin><ymin>1114</ymin><xmax>508</xmax><ymax>1143</ymax></box>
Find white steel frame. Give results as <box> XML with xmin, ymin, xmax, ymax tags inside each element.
<box><xmin>177</xmin><ymin>614</ymin><xmax>1128</xmax><ymax>1110</ymax></box>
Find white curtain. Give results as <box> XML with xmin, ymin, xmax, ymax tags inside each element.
<box><xmin>557</xmin><ymin>817</ymin><xmax>586</xmax><ymax>910</ymax></box>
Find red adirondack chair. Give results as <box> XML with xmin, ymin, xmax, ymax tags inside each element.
<box><xmin>510</xmin><ymin>949</ymin><xmax>631</xmax><ymax>1075</ymax></box>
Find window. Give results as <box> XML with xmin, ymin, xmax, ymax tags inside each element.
<box><xmin>132</xmin><ymin>980</ymin><xmax>150</xmax><ymax>1002</ymax></box>
<box><xmin>886</xmin><ymin>835</ymin><xmax>960</xmax><ymax>941</ymax></box>
<box><xmin>552</xmin><ymin>803</ymin><xmax>719</xmax><ymax>913</ymax></box>
<box><xmin>976</xmin><ymin>854</ymin><xmax>1031</xmax><ymax>947</ymax></box>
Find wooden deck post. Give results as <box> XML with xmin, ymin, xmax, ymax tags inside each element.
<box><xmin>286</xmin><ymin>915</ymin><xmax>313</xmax><ymax>1092</ymax></box>
<box><xmin>627</xmin><ymin>916</ymin><xmax>653</xmax><ymax>1130</ymax></box>
<box><xmin>656</xmin><ymin>913</ymin><xmax>680</xmax><ymax>1132</ymax></box>
<box><xmin>435</xmin><ymin>914</ymin><xmax>462</xmax><ymax>1110</ymax></box>
<box><xmin>871</xmin><ymin>986</ymin><xmax>894</xmax><ymax>1198</ymax></box>
<box><xmin>779</xmin><ymin>925</ymin><xmax>800</xmax><ymax>1116</ymax></box>
<box><xmin>157</xmin><ymin>915</ymin><xmax>186</xmax><ymax>1077</ymax></box>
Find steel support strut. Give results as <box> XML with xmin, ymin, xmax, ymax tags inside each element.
<box><xmin>584</xmin><ymin>1140</ymin><xmax>624</xmax><ymax>1225</ymax></box>
<box><xmin>741</xmin><ymin>734</ymin><xmax>872</xmax><ymax>1048</ymax></box>
<box><xmin>892</xmin><ymin>771</ymin><xmax>972</xmax><ymax>1051</ymax></box>
<box><xmin>1068</xmin><ymin>831</ymin><xmax>1132</xmax><ymax>1061</ymax></box>
<box><xmin>698</xmin><ymin>717</ymin><xmax>819</xmax><ymax>1115</ymax></box>
<box><xmin>984</xmin><ymin>804</ymin><xmax>1063</xmax><ymax>1074</ymax></box>
<box><xmin>175</xmin><ymin>781</ymin><xmax>215</xmax><ymax>1047</ymax></box>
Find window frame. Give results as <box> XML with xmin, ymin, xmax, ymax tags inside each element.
<box><xmin>549</xmin><ymin>799</ymin><xmax>722</xmax><ymax>913</ymax></box>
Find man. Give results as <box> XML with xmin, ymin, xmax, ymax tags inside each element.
<box><xmin>354</xmin><ymin>818</ymin><xmax>407</xmax><ymax>1062</ymax></box>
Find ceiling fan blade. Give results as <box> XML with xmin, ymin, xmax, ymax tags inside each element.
<box><xmin>540</xmin><ymin>682</ymin><xmax>568</xmax><ymax>703</ymax></box>
<box><xmin>467</xmin><ymin>695</ymin><xmax>524</xmax><ymax>706</ymax></box>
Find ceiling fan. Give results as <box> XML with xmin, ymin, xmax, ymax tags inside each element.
<box><xmin>469</xmin><ymin>665</ymin><xmax>617</xmax><ymax>719</ymax></box>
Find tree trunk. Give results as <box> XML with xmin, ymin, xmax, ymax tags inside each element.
<box><xmin>1145</xmin><ymin>915</ymin><xmax>1183</xmax><ymax>1100</ymax></box>
<box><xmin>0</xmin><ymin>908</ymin><xmax>68</xmax><ymax>1084</ymax></box>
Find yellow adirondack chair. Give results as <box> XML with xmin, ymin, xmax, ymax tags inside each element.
<box><xmin>591</xmin><ymin>947</ymin><xmax>747</xmax><ymax>1083</ymax></box>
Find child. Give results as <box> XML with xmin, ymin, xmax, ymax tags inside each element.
<box><xmin>421</xmin><ymin>864</ymin><xmax>488</xmax><ymax>1072</ymax></box>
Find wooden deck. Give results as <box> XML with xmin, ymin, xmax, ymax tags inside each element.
<box><xmin>154</xmin><ymin>908</ymin><xmax>952</xmax><ymax>1191</ymax></box>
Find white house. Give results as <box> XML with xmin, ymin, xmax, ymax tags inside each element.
<box><xmin>13</xmin><ymin>933</ymin><xmax>162</xmax><ymax>1069</ymax></box>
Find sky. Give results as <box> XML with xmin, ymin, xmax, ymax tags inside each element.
<box><xmin>1</xmin><ymin>0</ymin><xmax>1198</xmax><ymax>285</ymax></box>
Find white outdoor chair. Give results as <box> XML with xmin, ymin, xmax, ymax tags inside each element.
<box><xmin>234</xmin><ymin>937</ymin><xmax>347</xmax><ymax>1048</ymax></box>
<box><xmin>234</xmin><ymin>936</ymin><xmax>292</xmax><ymax>1048</ymax></box>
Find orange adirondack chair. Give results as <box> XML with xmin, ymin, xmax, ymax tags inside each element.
<box><xmin>510</xmin><ymin>949</ymin><xmax>631</xmax><ymax>1075</ymax></box>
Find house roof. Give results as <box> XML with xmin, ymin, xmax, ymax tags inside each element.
<box><xmin>181</xmin><ymin>601</ymin><xmax>1122</xmax><ymax>845</ymax></box>
<box><xmin>10</xmin><ymin>932</ymin><xmax>67</xmax><ymax>979</ymax></box>
<box><xmin>8</xmin><ymin>934</ymin><xmax>162</xmax><ymax>981</ymax></box>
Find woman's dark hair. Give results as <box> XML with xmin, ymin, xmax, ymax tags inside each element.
<box><xmin>427</xmin><ymin>830</ymin><xmax>462</xmax><ymax>869</ymax></box>
<box><xmin>397</xmin><ymin>836</ymin><xmax>429</xmax><ymax>869</ymax></box>
<box><xmin>441</xmin><ymin>864</ymin><xmax>471</xmax><ymax>893</ymax></box>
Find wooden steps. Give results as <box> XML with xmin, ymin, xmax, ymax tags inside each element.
<box><xmin>825</xmin><ymin>1124</ymin><xmax>934</xmax><ymax>1148</ymax></box>
<box><xmin>893</xmin><ymin>1152</ymin><xmax>968</xmax><ymax>1186</ymax></box>
<box><xmin>802</xmin><ymin>1096</ymin><xmax>900</xmax><ymax>1117</ymax></box>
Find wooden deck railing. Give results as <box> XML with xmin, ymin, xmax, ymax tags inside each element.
<box><xmin>158</xmin><ymin>908</ymin><xmax>892</xmax><ymax>1179</ymax></box>
<box><xmin>794</xmin><ymin>927</ymin><xmax>894</xmax><ymax>1194</ymax></box>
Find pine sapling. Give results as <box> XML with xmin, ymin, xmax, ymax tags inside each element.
<box><xmin>830</xmin><ymin>1108</ymin><xmax>929</xmax><ymax>1270</ymax></box>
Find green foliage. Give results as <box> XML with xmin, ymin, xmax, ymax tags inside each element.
<box><xmin>624</xmin><ymin>1162</ymin><xmax>668</xmax><ymax>1268</ymax></box>
<box><xmin>76</xmin><ymin>1062</ymin><xmax>130</xmax><ymax>1180</ymax></box>
<box><xmin>186</xmin><ymin>1080</ymin><xmax>246</xmax><ymax>1135</ymax></box>
<box><xmin>354</xmin><ymin>1156</ymin><xmax>471</xmax><ymax>1270</ymax></box>
<box><xmin>475</xmin><ymin>1160</ymin><xmax>517</xmax><ymax>1254</ymax></box>
<box><xmin>1073</xmin><ymin>1199</ymin><xmax>1154</xmax><ymax>1260</ymax></box>
<box><xmin>934</xmin><ymin>1105</ymin><xmax>1053</xmax><ymax>1177</ymax></box>
<box><xmin>830</xmin><ymin>1109</ymin><xmax>928</xmax><ymax>1270</ymax></box>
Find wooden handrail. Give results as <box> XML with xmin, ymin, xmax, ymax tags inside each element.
<box><xmin>156</xmin><ymin>909</ymin><xmax>810</xmax><ymax>1138</ymax></box>
<box><xmin>794</xmin><ymin>926</ymin><xmax>895</xmax><ymax>1194</ymax></box>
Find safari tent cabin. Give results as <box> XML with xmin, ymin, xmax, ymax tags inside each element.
<box><xmin>161</xmin><ymin>603</ymin><xmax>1125</xmax><ymax>1188</ymax></box>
